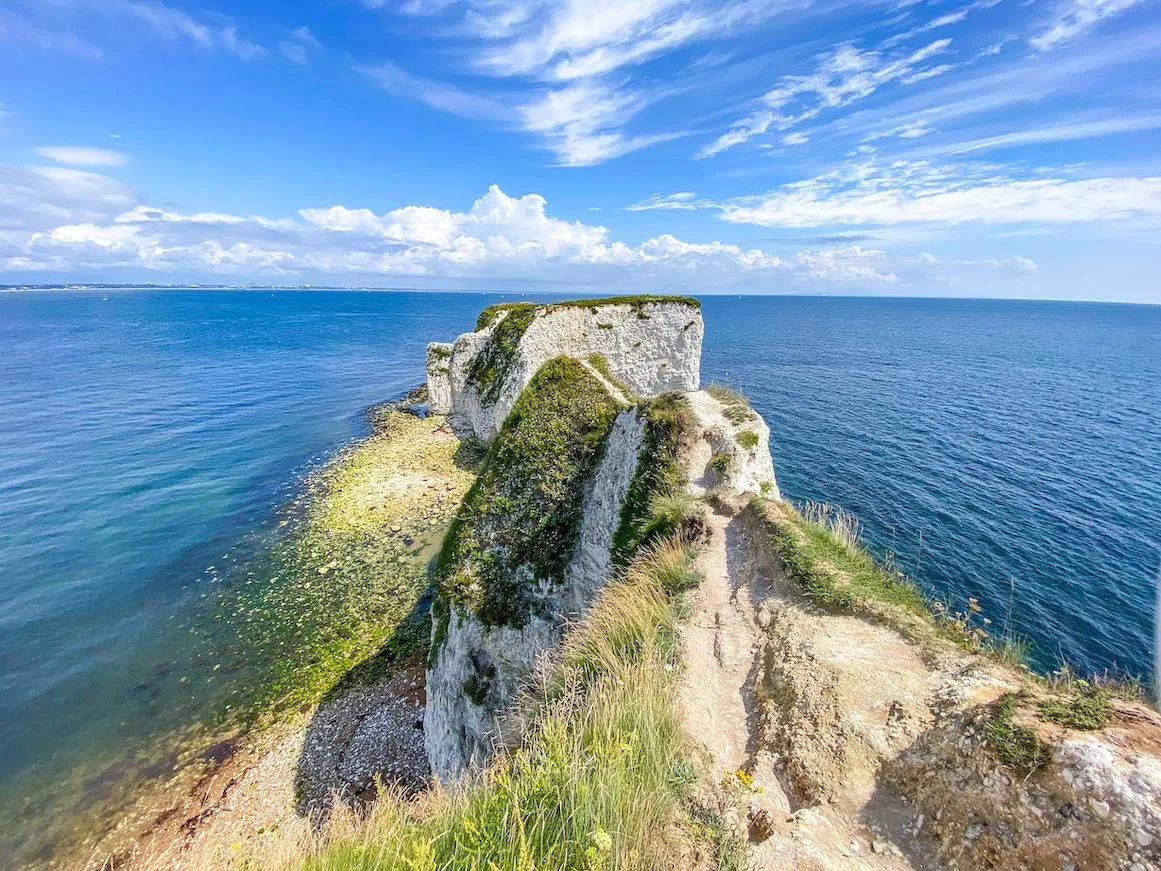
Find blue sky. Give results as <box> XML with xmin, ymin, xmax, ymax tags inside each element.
<box><xmin>1</xmin><ymin>0</ymin><xmax>1159</xmax><ymax>300</ymax></box>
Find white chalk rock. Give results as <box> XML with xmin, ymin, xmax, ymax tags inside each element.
<box><xmin>424</xmin><ymin>407</ymin><xmax>647</xmax><ymax>781</ymax></box>
<box><xmin>426</xmin><ymin>342</ymin><xmax>454</xmax><ymax>414</ymax></box>
<box><xmin>686</xmin><ymin>389</ymin><xmax>781</xmax><ymax>501</ymax></box>
<box><xmin>429</xmin><ymin>300</ymin><xmax>702</xmax><ymax>442</ymax></box>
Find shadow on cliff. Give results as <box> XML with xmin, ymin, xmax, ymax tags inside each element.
<box><xmin>291</xmin><ymin>586</ymin><xmax>435</xmax><ymax>820</ymax></box>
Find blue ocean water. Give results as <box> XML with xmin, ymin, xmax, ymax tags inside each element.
<box><xmin>0</xmin><ymin>289</ymin><xmax>1158</xmax><ymax>858</ymax></box>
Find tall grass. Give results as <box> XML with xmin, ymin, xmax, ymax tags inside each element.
<box><xmin>281</xmin><ymin>538</ymin><xmax>707</xmax><ymax>871</ymax></box>
<box><xmin>754</xmin><ymin>498</ymin><xmax>1032</xmax><ymax>664</ymax></box>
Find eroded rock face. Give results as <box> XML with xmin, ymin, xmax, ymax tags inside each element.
<box><xmin>425</xmin><ymin>407</ymin><xmax>647</xmax><ymax>780</ymax></box>
<box><xmin>428</xmin><ymin>300</ymin><xmax>703</xmax><ymax>442</ymax></box>
<box><xmin>687</xmin><ymin>389</ymin><xmax>780</xmax><ymax>501</ymax></box>
<box><xmin>426</xmin><ymin>343</ymin><xmax>453</xmax><ymax>414</ymax></box>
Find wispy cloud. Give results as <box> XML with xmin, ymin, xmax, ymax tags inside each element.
<box><xmin>279</xmin><ymin>26</ymin><xmax>320</xmax><ymax>66</ymax></box>
<box><xmin>1031</xmin><ymin>0</ymin><xmax>1147</xmax><ymax>50</ymax></box>
<box><xmin>365</xmin><ymin>0</ymin><xmax>794</xmax><ymax>165</ymax></box>
<box><xmin>716</xmin><ymin>161</ymin><xmax>1161</xmax><ymax>226</ymax></box>
<box><xmin>111</xmin><ymin>0</ymin><xmax>266</xmax><ymax>60</ymax></box>
<box><xmin>917</xmin><ymin>113</ymin><xmax>1161</xmax><ymax>155</ymax></box>
<box><xmin>360</xmin><ymin>63</ymin><xmax>507</xmax><ymax>121</ymax></box>
<box><xmin>34</xmin><ymin>146</ymin><xmax>128</xmax><ymax>167</ymax></box>
<box><xmin>699</xmin><ymin>38</ymin><xmax>955</xmax><ymax>157</ymax></box>
<box><xmin>3</xmin><ymin>0</ymin><xmax>268</xmax><ymax>61</ymax></box>
<box><xmin>631</xmin><ymin>160</ymin><xmax>1161</xmax><ymax>227</ymax></box>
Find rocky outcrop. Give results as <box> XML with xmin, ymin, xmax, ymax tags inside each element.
<box><xmin>423</xmin><ymin>296</ymin><xmax>774</xmax><ymax>783</ymax></box>
<box><xmin>428</xmin><ymin>298</ymin><xmax>703</xmax><ymax>443</ymax></box>
<box><xmin>425</xmin><ymin>407</ymin><xmax>646</xmax><ymax>778</ymax></box>
<box><xmin>426</xmin><ymin>343</ymin><xmax>453</xmax><ymax>414</ymax></box>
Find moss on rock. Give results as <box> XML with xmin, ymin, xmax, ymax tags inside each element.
<box><xmin>467</xmin><ymin>305</ymin><xmax>538</xmax><ymax>405</ymax></box>
<box><xmin>612</xmin><ymin>393</ymin><xmax>695</xmax><ymax>565</ymax></box>
<box><xmin>437</xmin><ymin>357</ymin><xmax>620</xmax><ymax>628</ymax></box>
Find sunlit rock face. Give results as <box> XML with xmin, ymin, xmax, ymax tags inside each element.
<box><xmin>428</xmin><ymin>299</ymin><xmax>703</xmax><ymax>443</ymax></box>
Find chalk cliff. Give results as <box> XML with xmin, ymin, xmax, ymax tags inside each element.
<box><xmin>433</xmin><ymin>297</ymin><xmax>703</xmax><ymax>443</ymax></box>
<box><xmin>423</xmin><ymin>296</ymin><xmax>777</xmax><ymax>780</ymax></box>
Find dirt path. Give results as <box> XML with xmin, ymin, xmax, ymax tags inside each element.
<box><xmin>680</xmin><ymin>503</ymin><xmax>940</xmax><ymax>869</ymax></box>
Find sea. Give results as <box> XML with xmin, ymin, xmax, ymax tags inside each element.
<box><xmin>0</xmin><ymin>289</ymin><xmax>1158</xmax><ymax>862</ymax></box>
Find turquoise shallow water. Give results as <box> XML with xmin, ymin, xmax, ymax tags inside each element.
<box><xmin>0</xmin><ymin>289</ymin><xmax>1158</xmax><ymax>860</ymax></box>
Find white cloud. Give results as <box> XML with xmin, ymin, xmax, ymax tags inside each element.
<box><xmin>370</xmin><ymin>0</ymin><xmax>791</xmax><ymax>165</ymax></box>
<box><xmin>5</xmin><ymin>181</ymin><xmax>788</xmax><ymax>284</ymax></box>
<box><xmin>5</xmin><ymin>0</ymin><xmax>267</xmax><ymax>61</ymax></box>
<box><xmin>517</xmin><ymin>80</ymin><xmax>679</xmax><ymax>166</ymax></box>
<box><xmin>920</xmin><ymin>113</ymin><xmax>1161</xmax><ymax>156</ymax></box>
<box><xmin>111</xmin><ymin>0</ymin><xmax>266</xmax><ymax>60</ymax></box>
<box><xmin>625</xmin><ymin>191</ymin><xmax>715</xmax><ymax>211</ymax></box>
<box><xmin>360</xmin><ymin>63</ymin><xmax>507</xmax><ymax>121</ymax></box>
<box><xmin>715</xmin><ymin>161</ymin><xmax>1161</xmax><ymax>227</ymax></box>
<box><xmin>862</xmin><ymin>120</ymin><xmax>934</xmax><ymax>142</ymax></box>
<box><xmin>1031</xmin><ymin>0</ymin><xmax>1146</xmax><ymax>50</ymax></box>
<box><xmin>0</xmin><ymin>165</ymin><xmax>136</xmax><ymax>231</ymax></box>
<box><xmin>279</xmin><ymin>26</ymin><xmax>321</xmax><ymax>65</ymax></box>
<box><xmin>34</xmin><ymin>146</ymin><xmax>128</xmax><ymax>167</ymax></box>
<box><xmin>699</xmin><ymin>39</ymin><xmax>955</xmax><ymax>157</ymax></box>
<box><xmin>783</xmin><ymin>131</ymin><xmax>810</xmax><ymax>145</ymax></box>
<box><xmin>794</xmin><ymin>244</ymin><xmax>896</xmax><ymax>281</ymax></box>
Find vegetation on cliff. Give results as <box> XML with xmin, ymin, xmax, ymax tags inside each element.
<box><xmin>611</xmin><ymin>393</ymin><xmax>696</xmax><ymax>565</ymax></box>
<box><xmin>437</xmin><ymin>357</ymin><xmax>620</xmax><ymax>628</ymax></box>
<box><xmin>474</xmin><ymin>294</ymin><xmax>700</xmax><ymax>331</ymax></box>
<box><xmin>286</xmin><ymin>535</ymin><xmax>735</xmax><ymax>871</ymax></box>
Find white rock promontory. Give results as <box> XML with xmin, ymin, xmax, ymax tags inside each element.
<box><xmin>430</xmin><ymin>299</ymin><xmax>703</xmax><ymax>442</ymax></box>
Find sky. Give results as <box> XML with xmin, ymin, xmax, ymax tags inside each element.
<box><xmin>0</xmin><ymin>0</ymin><xmax>1159</xmax><ymax>300</ymax></box>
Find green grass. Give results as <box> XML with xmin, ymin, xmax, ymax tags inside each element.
<box><xmin>705</xmin><ymin>383</ymin><xmax>755</xmax><ymax>426</ymax></box>
<box><xmin>475</xmin><ymin>295</ymin><xmax>699</xmax><ymax>332</ymax></box>
<box><xmin>586</xmin><ymin>353</ymin><xmax>633</xmax><ymax>399</ymax></box>
<box><xmin>1039</xmin><ymin>689</ymin><xmax>1113</xmax><ymax>730</ymax></box>
<box><xmin>466</xmin><ymin>305</ymin><xmax>538</xmax><ymax>405</ymax></box>
<box><xmin>293</xmin><ymin>537</ymin><xmax>720</xmax><ymax>871</ymax></box>
<box><xmin>735</xmin><ymin>430</ymin><xmax>759</xmax><ymax>450</ymax></box>
<box><xmin>708</xmin><ymin>451</ymin><xmax>732</xmax><ymax>477</ymax></box>
<box><xmin>612</xmin><ymin>393</ymin><xmax>696</xmax><ymax>565</ymax></box>
<box><xmin>986</xmin><ymin>693</ymin><xmax>1048</xmax><ymax>775</ymax></box>
<box><xmin>753</xmin><ymin>499</ymin><xmax>928</xmax><ymax>615</ymax></box>
<box><xmin>437</xmin><ymin>357</ymin><xmax>620</xmax><ymax>628</ymax></box>
<box><xmin>752</xmin><ymin>498</ymin><xmax>1032</xmax><ymax>666</ymax></box>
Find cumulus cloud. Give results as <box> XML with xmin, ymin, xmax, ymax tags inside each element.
<box><xmin>34</xmin><ymin>146</ymin><xmax>128</xmax><ymax>167</ymax></box>
<box><xmin>794</xmin><ymin>244</ymin><xmax>896</xmax><ymax>282</ymax></box>
<box><xmin>4</xmin><ymin>180</ymin><xmax>787</xmax><ymax>285</ymax></box>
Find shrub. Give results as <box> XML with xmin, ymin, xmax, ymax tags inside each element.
<box><xmin>735</xmin><ymin>430</ymin><xmax>759</xmax><ymax>450</ymax></box>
